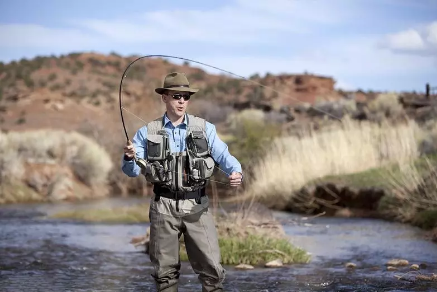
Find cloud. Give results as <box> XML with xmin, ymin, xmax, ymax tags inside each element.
<box><xmin>73</xmin><ymin>1</ymin><xmax>315</xmax><ymax>45</ymax></box>
<box><xmin>0</xmin><ymin>24</ymin><xmax>103</xmax><ymax>49</ymax></box>
<box><xmin>378</xmin><ymin>21</ymin><xmax>437</xmax><ymax>56</ymax></box>
<box><xmin>192</xmin><ymin>35</ymin><xmax>434</xmax><ymax>92</ymax></box>
<box><xmin>0</xmin><ymin>0</ymin><xmax>362</xmax><ymax>49</ymax></box>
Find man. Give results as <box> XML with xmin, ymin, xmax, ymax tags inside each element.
<box><xmin>122</xmin><ymin>72</ymin><xmax>243</xmax><ymax>292</ymax></box>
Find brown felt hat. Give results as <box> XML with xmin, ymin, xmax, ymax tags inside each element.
<box><xmin>155</xmin><ymin>72</ymin><xmax>199</xmax><ymax>95</ymax></box>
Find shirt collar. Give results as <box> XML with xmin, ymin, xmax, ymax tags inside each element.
<box><xmin>163</xmin><ymin>113</ymin><xmax>187</xmax><ymax>128</ymax></box>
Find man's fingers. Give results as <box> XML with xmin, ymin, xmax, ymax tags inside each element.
<box><xmin>229</xmin><ymin>173</ymin><xmax>243</xmax><ymax>187</ymax></box>
<box><xmin>123</xmin><ymin>142</ymin><xmax>136</xmax><ymax>158</ymax></box>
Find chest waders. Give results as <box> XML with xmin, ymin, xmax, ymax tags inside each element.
<box><xmin>142</xmin><ymin>114</ymin><xmax>215</xmax><ymax>211</ymax></box>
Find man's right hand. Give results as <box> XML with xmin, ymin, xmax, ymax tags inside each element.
<box><xmin>124</xmin><ymin>140</ymin><xmax>136</xmax><ymax>160</ymax></box>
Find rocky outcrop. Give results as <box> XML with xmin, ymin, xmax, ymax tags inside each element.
<box><xmin>25</xmin><ymin>162</ymin><xmax>75</xmax><ymax>201</ymax></box>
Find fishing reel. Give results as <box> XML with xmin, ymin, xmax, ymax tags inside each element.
<box><xmin>135</xmin><ymin>157</ymin><xmax>148</xmax><ymax>170</ymax></box>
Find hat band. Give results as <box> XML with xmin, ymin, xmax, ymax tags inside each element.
<box><xmin>166</xmin><ymin>85</ymin><xmax>189</xmax><ymax>88</ymax></box>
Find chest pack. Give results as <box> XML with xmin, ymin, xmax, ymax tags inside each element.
<box><xmin>142</xmin><ymin>114</ymin><xmax>215</xmax><ymax>192</ymax></box>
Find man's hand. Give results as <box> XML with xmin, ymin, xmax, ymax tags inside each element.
<box><xmin>229</xmin><ymin>172</ymin><xmax>243</xmax><ymax>187</ymax></box>
<box><xmin>124</xmin><ymin>140</ymin><xmax>136</xmax><ymax>160</ymax></box>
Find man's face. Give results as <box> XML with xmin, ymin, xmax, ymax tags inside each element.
<box><xmin>162</xmin><ymin>90</ymin><xmax>191</xmax><ymax>118</ymax></box>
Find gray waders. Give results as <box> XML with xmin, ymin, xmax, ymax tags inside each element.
<box><xmin>148</xmin><ymin>191</ymin><xmax>225</xmax><ymax>292</ymax></box>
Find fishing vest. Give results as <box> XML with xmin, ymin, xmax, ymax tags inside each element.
<box><xmin>142</xmin><ymin>114</ymin><xmax>215</xmax><ymax>192</ymax></box>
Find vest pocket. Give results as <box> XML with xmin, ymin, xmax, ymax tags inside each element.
<box><xmin>201</xmin><ymin>157</ymin><xmax>215</xmax><ymax>179</ymax></box>
<box><xmin>192</xmin><ymin>156</ymin><xmax>214</xmax><ymax>180</ymax></box>
<box><xmin>190</xmin><ymin>131</ymin><xmax>209</xmax><ymax>157</ymax></box>
<box><xmin>147</xmin><ymin>134</ymin><xmax>168</xmax><ymax>161</ymax></box>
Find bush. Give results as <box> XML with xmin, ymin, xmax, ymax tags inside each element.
<box><xmin>189</xmin><ymin>71</ymin><xmax>206</xmax><ymax>81</ymax></box>
<box><xmin>227</xmin><ymin>109</ymin><xmax>282</xmax><ymax>170</ymax></box>
<box><xmin>48</xmin><ymin>73</ymin><xmax>57</xmax><ymax>81</ymax></box>
<box><xmin>367</xmin><ymin>92</ymin><xmax>405</xmax><ymax>120</ymax></box>
<box><xmin>0</xmin><ymin>130</ymin><xmax>113</xmax><ymax>189</ymax></box>
<box><xmin>413</xmin><ymin>209</ymin><xmax>437</xmax><ymax>230</ymax></box>
<box><xmin>418</xmin><ymin>120</ymin><xmax>437</xmax><ymax>155</ymax></box>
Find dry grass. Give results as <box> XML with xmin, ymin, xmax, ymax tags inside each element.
<box><xmin>0</xmin><ymin>129</ymin><xmax>113</xmax><ymax>190</ymax></box>
<box><xmin>245</xmin><ymin>117</ymin><xmax>421</xmax><ymax>207</ymax></box>
<box><xmin>381</xmin><ymin>158</ymin><xmax>437</xmax><ymax>224</ymax></box>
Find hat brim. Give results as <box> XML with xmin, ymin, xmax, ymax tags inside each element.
<box><xmin>155</xmin><ymin>87</ymin><xmax>199</xmax><ymax>95</ymax></box>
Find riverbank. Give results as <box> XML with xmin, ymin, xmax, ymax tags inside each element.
<box><xmin>286</xmin><ymin>155</ymin><xmax>437</xmax><ymax>241</ymax></box>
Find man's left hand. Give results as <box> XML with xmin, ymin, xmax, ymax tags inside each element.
<box><xmin>229</xmin><ymin>172</ymin><xmax>243</xmax><ymax>187</ymax></box>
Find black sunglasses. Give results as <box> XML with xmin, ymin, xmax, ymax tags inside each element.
<box><xmin>170</xmin><ymin>93</ymin><xmax>191</xmax><ymax>101</ymax></box>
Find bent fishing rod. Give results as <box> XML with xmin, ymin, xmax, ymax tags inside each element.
<box><xmin>118</xmin><ymin>54</ymin><xmax>344</xmax><ymax>185</ymax></box>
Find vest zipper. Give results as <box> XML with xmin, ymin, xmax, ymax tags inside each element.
<box><xmin>175</xmin><ymin>152</ymin><xmax>183</xmax><ymax>212</ymax></box>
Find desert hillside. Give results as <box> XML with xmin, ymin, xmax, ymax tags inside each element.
<box><xmin>0</xmin><ymin>52</ymin><xmax>375</xmax><ymax>132</ymax></box>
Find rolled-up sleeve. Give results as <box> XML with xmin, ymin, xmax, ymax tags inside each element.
<box><xmin>121</xmin><ymin>126</ymin><xmax>148</xmax><ymax>177</ymax></box>
<box><xmin>206</xmin><ymin>122</ymin><xmax>242</xmax><ymax>176</ymax></box>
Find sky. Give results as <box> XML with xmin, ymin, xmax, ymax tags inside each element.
<box><xmin>1</xmin><ymin>0</ymin><xmax>436</xmax><ymax>92</ymax></box>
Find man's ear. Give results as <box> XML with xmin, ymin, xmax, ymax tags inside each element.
<box><xmin>161</xmin><ymin>94</ymin><xmax>167</xmax><ymax>102</ymax></box>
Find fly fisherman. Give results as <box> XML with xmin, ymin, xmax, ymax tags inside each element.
<box><xmin>121</xmin><ymin>72</ymin><xmax>243</xmax><ymax>292</ymax></box>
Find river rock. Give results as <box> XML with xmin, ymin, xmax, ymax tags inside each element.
<box><xmin>386</xmin><ymin>259</ymin><xmax>409</xmax><ymax>266</ymax></box>
<box><xmin>335</xmin><ymin>208</ymin><xmax>353</xmax><ymax>218</ymax></box>
<box><xmin>416</xmin><ymin>274</ymin><xmax>437</xmax><ymax>281</ymax></box>
<box><xmin>235</xmin><ymin>264</ymin><xmax>254</xmax><ymax>270</ymax></box>
<box><xmin>410</xmin><ymin>264</ymin><xmax>420</xmax><ymax>270</ymax></box>
<box><xmin>265</xmin><ymin>259</ymin><xmax>283</xmax><ymax>268</ymax></box>
<box><xmin>345</xmin><ymin>262</ymin><xmax>356</xmax><ymax>269</ymax></box>
<box><xmin>419</xmin><ymin>263</ymin><xmax>428</xmax><ymax>269</ymax></box>
<box><xmin>387</xmin><ymin>266</ymin><xmax>398</xmax><ymax>271</ymax></box>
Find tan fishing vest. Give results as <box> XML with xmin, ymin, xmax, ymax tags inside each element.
<box><xmin>143</xmin><ymin>114</ymin><xmax>215</xmax><ymax>192</ymax></box>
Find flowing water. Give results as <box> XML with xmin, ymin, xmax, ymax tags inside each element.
<box><xmin>0</xmin><ymin>198</ymin><xmax>436</xmax><ymax>292</ymax></box>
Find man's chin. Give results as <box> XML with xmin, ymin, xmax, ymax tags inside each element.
<box><xmin>175</xmin><ymin>109</ymin><xmax>186</xmax><ymax>116</ymax></box>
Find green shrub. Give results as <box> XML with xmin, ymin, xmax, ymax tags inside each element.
<box><xmin>227</xmin><ymin>110</ymin><xmax>282</xmax><ymax>169</ymax></box>
<box><xmin>413</xmin><ymin>209</ymin><xmax>437</xmax><ymax>230</ymax></box>
<box><xmin>48</xmin><ymin>73</ymin><xmax>57</xmax><ymax>81</ymax></box>
<box><xmin>180</xmin><ymin>234</ymin><xmax>310</xmax><ymax>266</ymax></box>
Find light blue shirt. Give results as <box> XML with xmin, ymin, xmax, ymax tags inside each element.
<box><xmin>121</xmin><ymin>113</ymin><xmax>242</xmax><ymax>178</ymax></box>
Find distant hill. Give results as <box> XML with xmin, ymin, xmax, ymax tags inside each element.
<box><xmin>0</xmin><ymin>51</ymin><xmax>367</xmax><ymax>134</ymax></box>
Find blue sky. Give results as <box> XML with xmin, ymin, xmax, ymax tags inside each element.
<box><xmin>1</xmin><ymin>0</ymin><xmax>436</xmax><ymax>92</ymax></box>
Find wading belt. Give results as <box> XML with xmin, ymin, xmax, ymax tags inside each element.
<box><xmin>153</xmin><ymin>185</ymin><xmax>206</xmax><ymax>210</ymax></box>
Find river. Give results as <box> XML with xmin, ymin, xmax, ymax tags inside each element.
<box><xmin>0</xmin><ymin>198</ymin><xmax>436</xmax><ymax>292</ymax></box>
